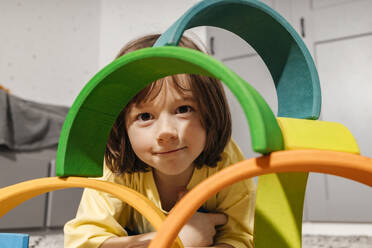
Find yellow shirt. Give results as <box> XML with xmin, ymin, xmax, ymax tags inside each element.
<box><xmin>64</xmin><ymin>140</ymin><xmax>256</xmax><ymax>248</ymax></box>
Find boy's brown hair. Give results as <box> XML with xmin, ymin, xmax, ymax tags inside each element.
<box><xmin>105</xmin><ymin>34</ymin><xmax>232</xmax><ymax>174</ymax></box>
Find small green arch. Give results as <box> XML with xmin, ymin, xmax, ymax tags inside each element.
<box><xmin>56</xmin><ymin>46</ymin><xmax>282</xmax><ymax>176</ymax></box>
<box><xmin>154</xmin><ymin>0</ymin><xmax>321</xmax><ymax>119</ymax></box>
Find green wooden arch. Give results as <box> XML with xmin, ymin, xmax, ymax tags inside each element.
<box><xmin>154</xmin><ymin>0</ymin><xmax>321</xmax><ymax>119</ymax></box>
<box><xmin>56</xmin><ymin>46</ymin><xmax>283</xmax><ymax>177</ymax></box>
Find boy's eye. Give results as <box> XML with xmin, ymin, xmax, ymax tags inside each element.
<box><xmin>176</xmin><ymin>105</ymin><xmax>193</xmax><ymax>114</ymax></box>
<box><xmin>137</xmin><ymin>112</ymin><xmax>153</xmax><ymax>122</ymax></box>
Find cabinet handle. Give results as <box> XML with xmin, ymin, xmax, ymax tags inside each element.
<box><xmin>300</xmin><ymin>17</ymin><xmax>306</xmax><ymax>38</ymax></box>
<box><xmin>210</xmin><ymin>36</ymin><xmax>215</xmax><ymax>55</ymax></box>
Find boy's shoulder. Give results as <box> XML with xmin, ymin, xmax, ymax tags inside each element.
<box><xmin>101</xmin><ymin>162</ymin><xmax>147</xmax><ymax>188</ymax></box>
<box><xmin>194</xmin><ymin>139</ymin><xmax>245</xmax><ymax>177</ymax></box>
<box><xmin>219</xmin><ymin>139</ymin><xmax>245</xmax><ymax>168</ymax></box>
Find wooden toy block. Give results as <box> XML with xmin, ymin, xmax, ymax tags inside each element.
<box><xmin>149</xmin><ymin>150</ymin><xmax>372</xmax><ymax>248</ymax></box>
<box><xmin>155</xmin><ymin>0</ymin><xmax>321</xmax><ymax>119</ymax></box>
<box><xmin>56</xmin><ymin>46</ymin><xmax>283</xmax><ymax>177</ymax></box>
<box><xmin>0</xmin><ymin>177</ymin><xmax>182</xmax><ymax>248</ymax></box>
<box><xmin>277</xmin><ymin>117</ymin><xmax>360</xmax><ymax>154</ymax></box>
<box><xmin>0</xmin><ymin>233</ymin><xmax>29</xmax><ymax>248</ymax></box>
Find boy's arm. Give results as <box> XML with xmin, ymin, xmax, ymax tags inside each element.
<box><xmin>99</xmin><ymin>232</ymin><xmax>155</xmax><ymax>248</ymax></box>
<box><xmin>186</xmin><ymin>245</ymin><xmax>233</xmax><ymax>248</ymax></box>
<box><xmin>213</xmin><ymin>180</ymin><xmax>255</xmax><ymax>248</ymax></box>
<box><xmin>101</xmin><ymin>236</ymin><xmax>233</xmax><ymax>248</ymax></box>
<box><xmin>65</xmin><ymin>165</ymin><xmax>134</xmax><ymax>248</ymax></box>
<box><xmin>212</xmin><ymin>140</ymin><xmax>256</xmax><ymax>248</ymax></box>
<box><xmin>64</xmin><ymin>187</ymin><xmax>129</xmax><ymax>248</ymax></box>
<box><xmin>98</xmin><ymin>212</ymin><xmax>233</xmax><ymax>248</ymax></box>
<box><xmin>190</xmin><ymin>244</ymin><xmax>233</xmax><ymax>248</ymax></box>
<box><xmin>214</xmin><ymin>245</ymin><xmax>234</xmax><ymax>248</ymax></box>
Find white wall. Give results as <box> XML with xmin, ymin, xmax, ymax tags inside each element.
<box><xmin>0</xmin><ymin>0</ymin><xmax>206</xmax><ymax>106</ymax></box>
<box><xmin>0</xmin><ymin>0</ymin><xmax>101</xmax><ymax>106</ymax></box>
<box><xmin>99</xmin><ymin>0</ymin><xmax>206</xmax><ymax>67</ymax></box>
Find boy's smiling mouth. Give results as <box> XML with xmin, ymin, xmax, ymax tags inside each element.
<box><xmin>154</xmin><ymin>147</ymin><xmax>187</xmax><ymax>155</ymax></box>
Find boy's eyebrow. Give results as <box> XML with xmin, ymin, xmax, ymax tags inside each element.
<box><xmin>179</xmin><ymin>96</ymin><xmax>196</xmax><ymax>102</ymax></box>
<box><xmin>138</xmin><ymin>95</ymin><xmax>196</xmax><ymax>106</ymax></box>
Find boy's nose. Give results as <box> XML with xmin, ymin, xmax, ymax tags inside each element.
<box><xmin>156</xmin><ymin>115</ymin><xmax>178</xmax><ymax>145</ymax></box>
<box><xmin>157</xmin><ymin>131</ymin><xmax>178</xmax><ymax>144</ymax></box>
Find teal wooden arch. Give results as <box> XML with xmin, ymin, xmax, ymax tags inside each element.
<box><xmin>56</xmin><ymin>46</ymin><xmax>283</xmax><ymax>177</ymax></box>
<box><xmin>154</xmin><ymin>2</ymin><xmax>322</xmax><ymax>248</ymax></box>
<box><xmin>154</xmin><ymin>0</ymin><xmax>321</xmax><ymax>119</ymax></box>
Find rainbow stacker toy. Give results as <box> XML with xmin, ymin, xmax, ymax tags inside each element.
<box><xmin>1</xmin><ymin>1</ymin><xmax>371</xmax><ymax>247</ymax></box>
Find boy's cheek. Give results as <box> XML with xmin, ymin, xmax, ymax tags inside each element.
<box><xmin>128</xmin><ymin>129</ymin><xmax>152</xmax><ymax>152</ymax></box>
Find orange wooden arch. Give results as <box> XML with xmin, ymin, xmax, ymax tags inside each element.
<box><xmin>149</xmin><ymin>149</ymin><xmax>372</xmax><ymax>248</ymax></box>
<box><xmin>0</xmin><ymin>177</ymin><xmax>183</xmax><ymax>248</ymax></box>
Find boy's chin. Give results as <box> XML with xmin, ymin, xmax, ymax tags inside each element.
<box><xmin>152</xmin><ymin>164</ymin><xmax>194</xmax><ymax>177</ymax></box>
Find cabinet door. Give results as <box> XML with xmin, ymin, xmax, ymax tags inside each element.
<box><xmin>46</xmin><ymin>160</ymin><xmax>83</xmax><ymax>227</ymax></box>
<box><xmin>292</xmin><ymin>0</ymin><xmax>372</xmax><ymax>222</ymax></box>
<box><xmin>0</xmin><ymin>149</ymin><xmax>55</xmax><ymax>229</ymax></box>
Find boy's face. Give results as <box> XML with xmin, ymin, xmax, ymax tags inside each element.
<box><xmin>125</xmin><ymin>79</ymin><xmax>206</xmax><ymax>176</ymax></box>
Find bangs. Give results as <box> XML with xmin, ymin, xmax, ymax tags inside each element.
<box><xmin>127</xmin><ymin>74</ymin><xmax>194</xmax><ymax>108</ymax></box>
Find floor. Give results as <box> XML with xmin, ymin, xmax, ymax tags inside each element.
<box><xmin>302</xmin><ymin>223</ymin><xmax>372</xmax><ymax>248</ymax></box>
<box><xmin>302</xmin><ymin>222</ymin><xmax>372</xmax><ymax>236</ymax></box>
<box><xmin>24</xmin><ymin>223</ymin><xmax>372</xmax><ymax>248</ymax></box>
<box><xmin>27</xmin><ymin>234</ymin><xmax>372</xmax><ymax>248</ymax></box>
